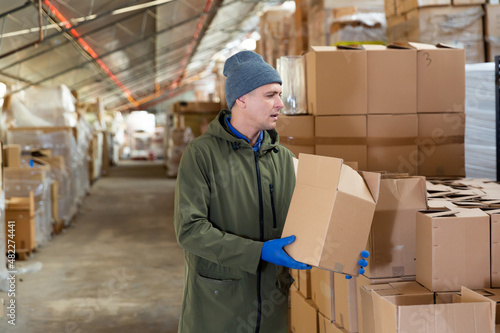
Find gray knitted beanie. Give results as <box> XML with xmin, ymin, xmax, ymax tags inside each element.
<box><xmin>223</xmin><ymin>51</ymin><xmax>282</xmax><ymax>110</ymax></box>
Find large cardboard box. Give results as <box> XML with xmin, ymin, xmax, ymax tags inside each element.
<box><xmin>305</xmin><ymin>46</ymin><xmax>367</xmax><ymax>116</ymax></box>
<box><xmin>417</xmin><ymin>112</ymin><xmax>465</xmax><ymax>177</ymax></box>
<box><xmin>364</xmin><ymin>281</ymin><xmax>432</xmax><ymax>333</ymax></box>
<box><xmin>290</xmin><ymin>289</ymin><xmax>319</xmax><ymax>333</ymax></box>
<box><xmin>5</xmin><ymin>192</ymin><xmax>36</xmax><ymax>253</ymax></box>
<box><xmin>276</xmin><ymin>115</ymin><xmax>315</xmax><ymax>157</ymax></box>
<box><xmin>318</xmin><ymin>313</ymin><xmax>347</xmax><ymax>333</ymax></box>
<box><xmin>486</xmin><ymin>208</ymin><xmax>500</xmax><ymax>288</ymax></box>
<box><xmin>410</xmin><ymin>43</ymin><xmax>465</xmax><ymax>113</ymax></box>
<box><xmin>311</xmin><ymin>267</ymin><xmax>335</xmax><ymax>321</ymax></box>
<box><xmin>416</xmin><ymin>208</ymin><xmax>490</xmax><ymax>292</ymax></box>
<box><xmin>366</xmin><ymin>175</ymin><xmax>427</xmax><ymax>279</ymax></box>
<box><xmin>463</xmin><ymin>288</ymin><xmax>500</xmax><ymax>325</ymax></box>
<box><xmin>367</xmin><ymin>114</ymin><xmax>418</xmax><ymax>175</ymax></box>
<box><xmin>282</xmin><ymin>154</ymin><xmax>380</xmax><ymax>276</ymax></box>
<box><xmin>3</xmin><ymin>144</ymin><xmax>21</xmax><ymax>168</ymax></box>
<box><xmin>356</xmin><ymin>275</ymin><xmax>417</xmax><ymax>333</ymax></box>
<box><xmin>334</xmin><ymin>272</ymin><xmax>358</xmax><ymax>332</ymax></box>
<box><xmin>364</xmin><ymin>45</ymin><xmax>417</xmax><ymax>114</ymax></box>
<box><xmin>372</xmin><ymin>285</ymin><xmax>494</xmax><ymax>333</ymax></box>
<box><xmin>315</xmin><ymin>115</ymin><xmax>367</xmax><ymax>171</ymax></box>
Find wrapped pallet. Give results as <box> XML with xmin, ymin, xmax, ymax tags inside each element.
<box><xmin>330</xmin><ymin>10</ymin><xmax>387</xmax><ymax>45</ymax></box>
<box><xmin>464</xmin><ymin>62</ymin><xmax>496</xmax><ymax>180</ymax></box>
<box><xmin>386</xmin><ymin>5</ymin><xmax>485</xmax><ymax>63</ymax></box>
<box><xmin>4</xmin><ymin>163</ymin><xmax>50</xmax><ymax>252</ymax></box>
<box><xmin>5</xmin><ymin>84</ymin><xmax>77</xmax><ymax>128</ymax></box>
<box><xmin>7</xmin><ymin>127</ymin><xmax>88</xmax><ymax>226</ymax></box>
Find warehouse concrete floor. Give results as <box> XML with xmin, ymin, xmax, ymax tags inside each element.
<box><xmin>0</xmin><ymin>161</ymin><xmax>184</xmax><ymax>332</ymax></box>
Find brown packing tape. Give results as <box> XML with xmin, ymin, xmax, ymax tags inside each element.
<box><xmin>315</xmin><ymin>136</ymin><xmax>417</xmax><ymax>146</ymax></box>
<box><xmin>281</xmin><ymin>135</ymin><xmax>464</xmax><ymax>147</ymax></box>
<box><xmin>417</xmin><ymin>135</ymin><xmax>464</xmax><ymax>145</ymax></box>
<box><xmin>367</xmin><ymin>137</ymin><xmax>417</xmax><ymax>146</ymax></box>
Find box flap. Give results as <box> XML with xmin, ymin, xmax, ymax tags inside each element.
<box><xmin>398</xmin><ymin>302</ymin><xmax>493</xmax><ymax>332</ymax></box>
<box><xmin>387</xmin><ymin>42</ymin><xmax>413</xmax><ymax>49</ymax></box>
<box><xmin>338</xmin><ymin>166</ymin><xmax>375</xmax><ymax>203</ymax></box>
<box><xmin>452</xmin><ymin>201</ymin><xmax>485</xmax><ymax>208</ymax></box>
<box><xmin>389</xmin><ymin>281</ymin><xmax>430</xmax><ymax>295</ymax></box>
<box><xmin>436</xmin><ymin>42</ymin><xmax>458</xmax><ymax>49</ymax></box>
<box><xmin>360</xmin><ymin>171</ymin><xmax>381</xmax><ymax>203</ymax></box>
<box><xmin>337</xmin><ymin>44</ymin><xmax>364</xmax><ymax>50</ymax></box>
<box><xmin>462</xmin><ymin>286</ymin><xmax>497</xmax><ymax>327</ymax></box>
<box><xmin>419</xmin><ymin>209</ymin><xmax>459</xmax><ymax>218</ymax></box>
<box><xmin>482</xmin><ymin>208</ymin><xmax>500</xmax><ymax>215</ymax></box>
<box><xmin>362</xmin><ymin>284</ymin><xmax>392</xmax><ymax>292</ymax></box>
<box><xmin>362</xmin><ymin>44</ymin><xmax>386</xmax><ymax>51</ymax></box>
<box><xmin>408</xmin><ymin>42</ymin><xmax>437</xmax><ymax>50</ymax></box>
<box><xmin>310</xmin><ymin>46</ymin><xmax>337</xmax><ymax>52</ymax></box>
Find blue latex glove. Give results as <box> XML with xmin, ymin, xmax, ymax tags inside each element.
<box><xmin>346</xmin><ymin>250</ymin><xmax>370</xmax><ymax>279</ymax></box>
<box><xmin>261</xmin><ymin>235</ymin><xmax>312</xmax><ymax>270</ymax></box>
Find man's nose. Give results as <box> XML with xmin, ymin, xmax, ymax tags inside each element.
<box><xmin>276</xmin><ymin>95</ymin><xmax>284</xmax><ymax>108</ymax></box>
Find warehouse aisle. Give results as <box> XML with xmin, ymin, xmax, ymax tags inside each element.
<box><xmin>0</xmin><ymin>161</ymin><xmax>184</xmax><ymax>333</ymax></box>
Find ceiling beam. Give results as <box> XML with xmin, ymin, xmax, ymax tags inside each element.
<box><xmin>11</xmin><ymin>12</ymin><xmax>202</xmax><ymax>94</ymax></box>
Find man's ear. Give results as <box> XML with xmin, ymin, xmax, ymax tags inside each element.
<box><xmin>235</xmin><ymin>96</ymin><xmax>246</xmax><ymax>108</ymax></box>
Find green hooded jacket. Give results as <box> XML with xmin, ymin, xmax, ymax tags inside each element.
<box><xmin>174</xmin><ymin>110</ymin><xmax>296</xmax><ymax>333</ymax></box>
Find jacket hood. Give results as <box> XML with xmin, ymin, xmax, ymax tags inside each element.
<box><xmin>206</xmin><ymin>109</ymin><xmax>280</xmax><ymax>151</ymax></box>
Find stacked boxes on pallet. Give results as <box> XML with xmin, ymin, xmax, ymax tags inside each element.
<box><xmin>384</xmin><ymin>0</ymin><xmax>485</xmax><ymax>63</ymax></box>
<box><xmin>1</xmin><ymin>85</ymin><xmax>94</xmax><ymax>265</ymax></box>
<box><xmin>292</xmin><ymin>43</ymin><xmax>465</xmax><ymax>177</ymax></box>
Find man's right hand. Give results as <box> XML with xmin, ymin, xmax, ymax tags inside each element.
<box><xmin>261</xmin><ymin>235</ymin><xmax>311</xmax><ymax>270</ymax></box>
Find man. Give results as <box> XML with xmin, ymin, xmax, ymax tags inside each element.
<box><xmin>174</xmin><ymin>50</ymin><xmax>309</xmax><ymax>333</ymax></box>
<box><xmin>174</xmin><ymin>51</ymin><xmax>366</xmax><ymax>332</ymax></box>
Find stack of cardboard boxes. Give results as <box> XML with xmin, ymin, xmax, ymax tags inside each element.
<box><xmin>288</xmin><ymin>176</ymin><xmax>500</xmax><ymax>333</ymax></box>
<box><xmin>279</xmin><ymin>43</ymin><xmax>466</xmax><ymax>178</ymax></box>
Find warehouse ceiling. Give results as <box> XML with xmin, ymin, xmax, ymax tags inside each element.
<box><xmin>0</xmin><ymin>0</ymin><xmax>283</xmax><ymax>112</ymax></box>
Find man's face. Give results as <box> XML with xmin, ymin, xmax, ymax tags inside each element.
<box><xmin>243</xmin><ymin>83</ymin><xmax>283</xmax><ymax>132</ymax></box>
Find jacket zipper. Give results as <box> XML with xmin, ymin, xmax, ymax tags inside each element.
<box><xmin>254</xmin><ymin>150</ymin><xmax>263</xmax><ymax>333</ymax></box>
<box><xmin>269</xmin><ymin>184</ymin><xmax>277</xmax><ymax>228</ymax></box>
